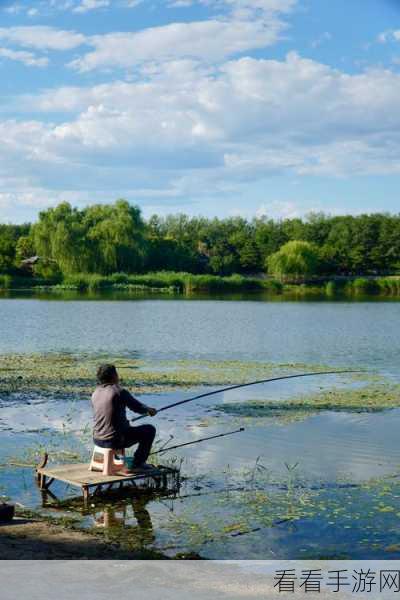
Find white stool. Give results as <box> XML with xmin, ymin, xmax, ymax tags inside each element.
<box><xmin>89</xmin><ymin>445</ymin><xmax>125</xmax><ymax>476</ymax></box>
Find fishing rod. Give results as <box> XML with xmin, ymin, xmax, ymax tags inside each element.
<box><xmin>150</xmin><ymin>427</ymin><xmax>245</xmax><ymax>456</ymax></box>
<box><xmin>132</xmin><ymin>369</ymin><xmax>362</xmax><ymax>422</ymax></box>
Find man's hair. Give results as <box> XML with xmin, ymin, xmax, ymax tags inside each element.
<box><xmin>97</xmin><ymin>364</ymin><xmax>118</xmax><ymax>384</ymax></box>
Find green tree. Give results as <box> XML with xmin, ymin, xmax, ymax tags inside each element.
<box><xmin>32</xmin><ymin>202</ymin><xmax>88</xmax><ymax>276</ymax></box>
<box><xmin>84</xmin><ymin>200</ymin><xmax>146</xmax><ymax>274</ymax></box>
<box><xmin>267</xmin><ymin>240</ymin><xmax>321</xmax><ymax>282</ymax></box>
<box><xmin>0</xmin><ymin>224</ymin><xmax>30</xmax><ymax>274</ymax></box>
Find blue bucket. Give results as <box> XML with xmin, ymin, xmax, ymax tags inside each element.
<box><xmin>124</xmin><ymin>456</ymin><xmax>135</xmax><ymax>469</ymax></box>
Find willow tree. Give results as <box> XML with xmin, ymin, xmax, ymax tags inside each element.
<box><xmin>83</xmin><ymin>200</ymin><xmax>146</xmax><ymax>274</ymax></box>
<box><xmin>267</xmin><ymin>240</ymin><xmax>320</xmax><ymax>282</ymax></box>
<box><xmin>31</xmin><ymin>202</ymin><xmax>90</xmax><ymax>276</ymax></box>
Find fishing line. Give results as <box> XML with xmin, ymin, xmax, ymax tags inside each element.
<box><xmin>150</xmin><ymin>427</ymin><xmax>245</xmax><ymax>456</ymax></box>
<box><xmin>132</xmin><ymin>369</ymin><xmax>362</xmax><ymax>422</ymax></box>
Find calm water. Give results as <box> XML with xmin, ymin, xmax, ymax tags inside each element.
<box><xmin>1</xmin><ymin>293</ymin><xmax>400</xmax><ymax>558</ymax></box>
<box><xmin>0</xmin><ymin>295</ymin><xmax>399</xmax><ymax>370</ymax></box>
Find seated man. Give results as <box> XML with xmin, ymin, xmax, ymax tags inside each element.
<box><xmin>92</xmin><ymin>364</ymin><xmax>157</xmax><ymax>474</ymax></box>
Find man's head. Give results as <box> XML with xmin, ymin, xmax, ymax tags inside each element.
<box><xmin>97</xmin><ymin>364</ymin><xmax>119</xmax><ymax>385</ymax></box>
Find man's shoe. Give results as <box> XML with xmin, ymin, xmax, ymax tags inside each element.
<box><xmin>132</xmin><ymin>462</ymin><xmax>156</xmax><ymax>472</ymax></box>
<box><xmin>116</xmin><ymin>466</ymin><xmax>136</xmax><ymax>477</ymax></box>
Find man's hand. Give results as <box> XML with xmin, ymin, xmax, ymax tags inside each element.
<box><xmin>147</xmin><ymin>406</ymin><xmax>157</xmax><ymax>417</ymax></box>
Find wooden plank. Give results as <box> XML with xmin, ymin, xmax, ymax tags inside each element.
<box><xmin>36</xmin><ymin>462</ymin><xmax>177</xmax><ymax>489</ymax></box>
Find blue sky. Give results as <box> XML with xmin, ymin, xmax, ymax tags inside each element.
<box><xmin>1</xmin><ymin>0</ymin><xmax>400</xmax><ymax>223</ymax></box>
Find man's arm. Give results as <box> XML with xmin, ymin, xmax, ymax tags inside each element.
<box><xmin>120</xmin><ymin>389</ymin><xmax>157</xmax><ymax>416</ymax></box>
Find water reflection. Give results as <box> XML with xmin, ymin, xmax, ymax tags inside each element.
<box><xmin>92</xmin><ymin>497</ymin><xmax>155</xmax><ymax>546</ymax></box>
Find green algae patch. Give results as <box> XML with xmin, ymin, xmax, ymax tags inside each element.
<box><xmin>219</xmin><ymin>383</ymin><xmax>400</xmax><ymax>416</ymax></box>
<box><xmin>0</xmin><ymin>353</ymin><xmax>336</xmax><ymax>398</ymax></box>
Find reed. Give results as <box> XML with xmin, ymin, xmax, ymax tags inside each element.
<box><xmin>349</xmin><ymin>278</ymin><xmax>380</xmax><ymax>295</ymax></box>
<box><xmin>0</xmin><ymin>274</ymin><xmax>56</xmax><ymax>289</ymax></box>
<box><xmin>2</xmin><ymin>270</ymin><xmax>399</xmax><ymax>296</ymax></box>
<box><xmin>376</xmin><ymin>277</ymin><xmax>400</xmax><ymax>296</ymax></box>
<box><xmin>0</xmin><ymin>274</ymin><xmax>11</xmax><ymax>289</ymax></box>
<box><xmin>53</xmin><ymin>271</ymin><xmax>283</xmax><ymax>294</ymax></box>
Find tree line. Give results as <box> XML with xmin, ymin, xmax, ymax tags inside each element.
<box><xmin>0</xmin><ymin>200</ymin><xmax>399</xmax><ymax>279</ymax></box>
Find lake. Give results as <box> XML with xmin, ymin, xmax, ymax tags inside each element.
<box><xmin>1</xmin><ymin>292</ymin><xmax>400</xmax><ymax>558</ymax></box>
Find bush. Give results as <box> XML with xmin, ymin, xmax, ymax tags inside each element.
<box><xmin>352</xmin><ymin>278</ymin><xmax>380</xmax><ymax>295</ymax></box>
<box><xmin>60</xmin><ymin>274</ymin><xmax>91</xmax><ymax>291</ymax></box>
<box><xmin>126</xmin><ymin>272</ymin><xmax>185</xmax><ymax>291</ymax></box>
<box><xmin>109</xmin><ymin>272</ymin><xmax>129</xmax><ymax>285</ymax></box>
<box><xmin>0</xmin><ymin>275</ymin><xmax>58</xmax><ymax>289</ymax></box>
<box><xmin>325</xmin><ymin>281</ymin><xmax>337</xmax><ymax>296</ymax></box>
<box><xmin>0</xmin><ymin>274</ymin><xmax>11</xmax><ymax>289</ymax></box>
<box><xmin>376</xmin><ymin>277</ymin><xmax>400</xmax><ymax>295</ymax></box>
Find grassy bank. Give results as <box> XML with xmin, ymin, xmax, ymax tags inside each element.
<box><xmin>1</xmin><ymin>271</ymin><xmax>400</xmax><ymax>296</ymax></box>
<box><xmin>0</xmin><ymin>271</ymin><xmax>283</xmax><ymax>294</ymax></box>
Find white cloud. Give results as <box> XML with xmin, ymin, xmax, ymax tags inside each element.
<box><xmin>124</xmin><ymin>0</ymin><xmax>144</xmax><ymax>6</ymax></box>
<box><xmin>5</xmin><ymin>52</ymin><xmax>400</xmax><ymax>196</ymax></box>
<box><xmin>73</xmin><ymin>0</ymin><xmax>110</xmax><ymax>13</ymax></box>
<box><xmin>256</xmin><ymin>200</ymin><xmax>299</xmax><ymax>219</ymax></box>
<box><xmin>70</xmin><ymin>17</ymin><xmax>286</xmax><ymax>71</ymax></box>
<box><xmin>311</xmin><ymin>31</ymin><xmax>332</xmax><ymax>49</ymax></box>
<box><xmin>0</xmin><ymin>26</ymin><xmax>86</xmax><ymax>50</ymax></box>
<box><xmin>168</xmin><ymin>1</ymin><xmax>194</xmax><ymax>6</ymax></box>
<box><xmin>0</xmin><ymin>47</ymin><xmax>48</xmax><ymax>67</ymax></box>
<box><xmin>69</xmin><ymin>0</ymin><xmax>295</xmax><ymax>71</ymax></box>
<box><xmin>377</xmin><ymin>29</ymin><xmax>400</xmax><ymax>44</ymax></box>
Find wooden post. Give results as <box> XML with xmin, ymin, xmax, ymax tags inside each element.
<box><xmin>82</xmin><ymin>485</ymin><xmax>89</xmax><ymax>506</ymax></box>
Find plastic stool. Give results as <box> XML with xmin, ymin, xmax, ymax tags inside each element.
<box><xmin>89</xmin><ymin>445</ymin><xmax>125</xmax><ymax>475</ymax></box>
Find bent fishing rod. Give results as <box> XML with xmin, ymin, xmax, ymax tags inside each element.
<box><xmin>132</xmin><ymin>369</ymin><xmax>362</xmax><ymax>422</ymax></box>
<box><xmin>149</xmin><ymin>427</ymin><xmax>245</xmax><ymax>456</ymax></box>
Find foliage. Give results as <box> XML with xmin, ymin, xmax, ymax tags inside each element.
<box><xmin>350</xmin><ymin>278</ymin><xmax>380</xmax><ymax>295</ymax></box>
<box><xmin>1</xmin><ymin>203</ymin><xmax>400</xmax><ymax>279</ymax></box>
<box><xmin>31</xmin><ymin>200</ymin><xmax>146</xmax><ymax>276</ymax></box>
<box><xmin>52</xmin><ymin>271</ymin><xmax>283</xmax><ymax>294</ymax></box>
<box><xmin>267</xmin><ymin>240</ymin><xmax>321</xmax><ymax>282</ymax></box>
<box><xmin>0</xmin><ymin>224</ymin><xmax>30</xmax><ymax>274</ymax></box>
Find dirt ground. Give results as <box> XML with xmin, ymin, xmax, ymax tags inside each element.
<box><xmin>0</xmin><ymin>517</ymin><xmax>161</xmax><ymax>559</ymax></box>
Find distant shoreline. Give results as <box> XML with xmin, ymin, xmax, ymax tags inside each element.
<box><xmin>1</xmin><ymin>271</ymin><xmax>400</xmax><ymax>297</ymax></box>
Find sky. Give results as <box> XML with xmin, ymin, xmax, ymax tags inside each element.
<box><xmin>1</xmin><ymin>0</ymin><xmax>400</xmax><ymax>223</ymax></box>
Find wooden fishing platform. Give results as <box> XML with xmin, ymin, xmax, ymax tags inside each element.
<box><xmin>36</xmin><ymin>459</ymin><xmax>180</xmax><ymax>505</ymax></box>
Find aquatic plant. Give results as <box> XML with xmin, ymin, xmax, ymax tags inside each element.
<box><xmin>351</xmin><ymin>278</ymin><xmax>380</xmax><ymax>295</ymax></box>
<box><xmin>0</xmin><ymin>354</ymin><xmax>332</xmax><ymax>398</ymax></box>
<box><xmin>376</xmin><ymin>277</ymin><xmax>400</xmax><ymax>296</ymax></box>
<box><xmin>218</xmin><ymin>382</ymin><xmax>400</xmax><ymax>416</ymax></box>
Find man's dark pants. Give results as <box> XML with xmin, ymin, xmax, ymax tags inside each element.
<box><xmin>94</xmin><ymin>424</ymin><xmax>156</xmax><ymax>465</ymax></box>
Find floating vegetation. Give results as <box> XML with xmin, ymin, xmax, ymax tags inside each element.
<box><xmin>218</xmin><ymin>382</ymin><xmax>400</xmax><ymax>416</ymax></box>
<box><xmin>152</xmin><ymin>467</ymin><xmax>400</xmax><ymax>557</ymax></box>
<box><xmin>3</xmin><ymin>350</ymin><xmax>399</xmax><ymax>559</ymax></box>
<box><xmin>0</xmin><ymin>353</ymin><xmax>337</xmax><ymax>398</ymax></box>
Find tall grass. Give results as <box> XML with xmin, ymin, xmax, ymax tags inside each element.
<box><xmin>183</xmin><ymin>273</ymin><xmax>282</xmax><ymax>293</ymax></box>
<box><xmin>0</xmin><ymin>275</ymin><xmax>56</xmax><ymax>289</ymax></box>
<box><xmin>349</xmin><ymin>278</ymin><xmax>381</xmax><ymax>295</ymax></box>
<box><xmin>2</xmin><ymin>270</ymin><xmax>399</xmax><ymax>296</ymax></box>
<box><xmin>0</xmin><ymin>275</ymin><xmax>11</xmax><ymax>289</ymax></box>
<box><xmin>55</xmin><ymin>271</ymin><xmax>284</xmax><ymax>294</ymax></box>
<box><xmin>376</xmin><ymin>277</ymin><xmax>400</xmax><ymax>296</ymax></box>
